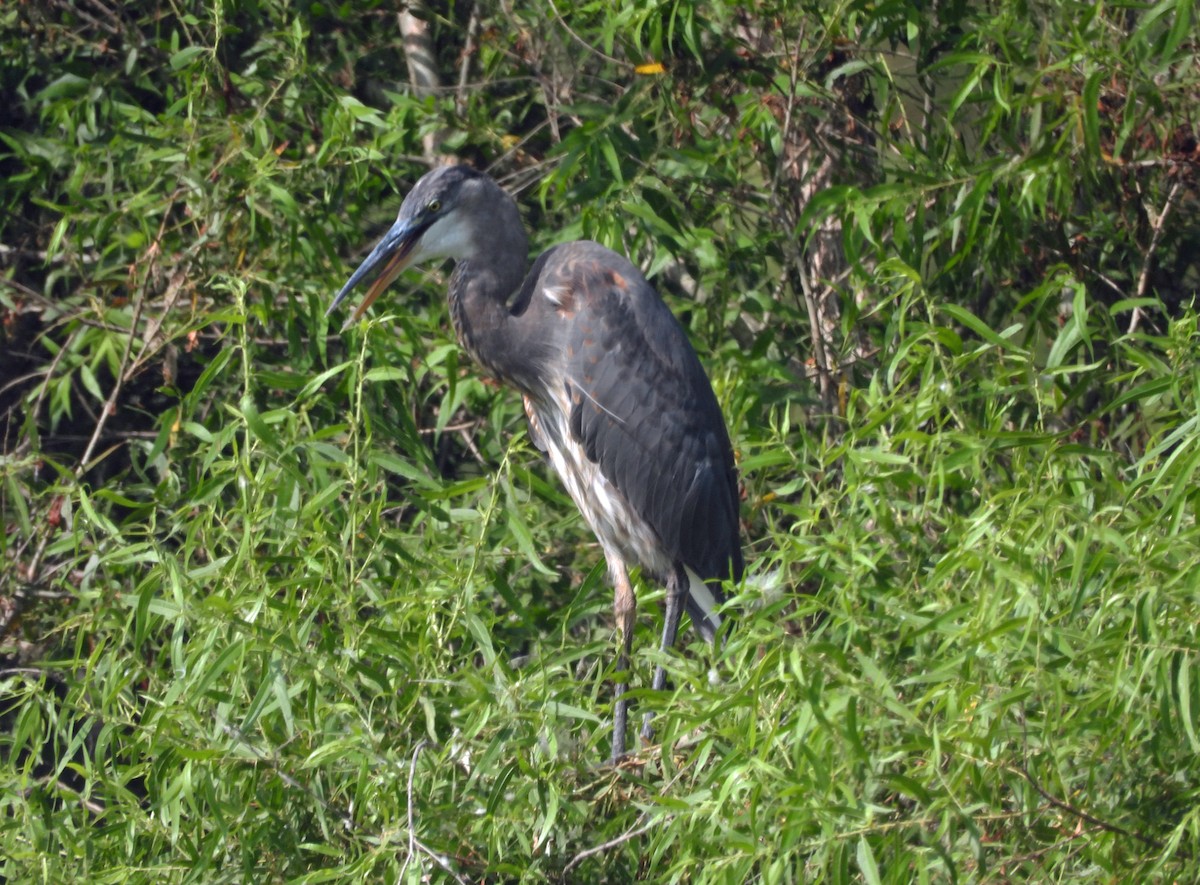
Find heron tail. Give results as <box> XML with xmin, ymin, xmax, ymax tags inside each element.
<box><xmin>683</xmin><ymin>565</ymin><xmax>725</xmax><ymax>643</ymax></box>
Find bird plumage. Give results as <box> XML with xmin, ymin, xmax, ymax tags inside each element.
<box><xmin>329</xmin><ymin>165</ymin><xmax>742</xmax><ymax>758</ymax></box>
<box><xmin>517</xmin><ymin>242</ymin><xmax>743</xmax><ymax>632</ymax></box>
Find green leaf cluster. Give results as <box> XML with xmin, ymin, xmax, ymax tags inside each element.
<box><xmin>2</xmin><ymin>0</ymin><xmax>1198</xmax><ymax>881</ymax></box>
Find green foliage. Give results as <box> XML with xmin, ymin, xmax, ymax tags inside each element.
<box><xmin>2</xmin><ymin>0</ymin><xmax>1199</xmax><ymax>881</ymax></box>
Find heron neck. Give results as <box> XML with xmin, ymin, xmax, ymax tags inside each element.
<box><xmin>448</xmin><ymin>256</ymin><xmax>539</xmax><ymax>390</ymax></box>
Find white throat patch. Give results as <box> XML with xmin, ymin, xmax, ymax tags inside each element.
<box><xmin>414</xmin><ymin>214</ymin><xmax>476</xmax><ymax>263</ymax></box>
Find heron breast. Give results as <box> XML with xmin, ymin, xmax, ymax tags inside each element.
<box><xmin>524</xmin><ymin>392</ymin><xmax>672</xmax><ymax>580</ymax></box>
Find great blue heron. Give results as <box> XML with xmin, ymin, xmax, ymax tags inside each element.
<box><xmin>328</xmin><ymin>165</ymin><xmax>743</xmax><ymax>760</ymax></box>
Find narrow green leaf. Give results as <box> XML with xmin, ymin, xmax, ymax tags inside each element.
<box><xmin>940</xmin><ymin>304</ymin><xmax>1028</xmax><ymax>354</ymax></box>
<box><xmin>272</xmin><ymin>658</ymin><xmax>296</xmax><ymax>739</ymax></box>
<box><xmin>240</xmin><ymin>395</ymin><xmax>279</xmax><ymax>449</ymax></box>
<box><xmin>1164</xmin><ymin>0</ymin><xmax>1193</xmax><ymax>58</ymax></box>
<box><xmin>535</xmin><ymin>786</ymin><xmax>560</xmax><ymax>852</ymax></box>
<box><xmin>795</xmin><ymin>185</ymin><xmax>859</xmax><ymax>236</ymax></box>
<box><xmin>300</xmin><ymin>360</ymin><xmax>353</xmax><ymax>398</ymax></box>
<box><xmin>79</xmin><ymin>364</ymin><xmax>104</xmax><ymax>404</ymax></box>
<box><xmin>599</xmin><ymin>136</ymin><xmax>623</xmax><ymax>184</ymax></box>
<box><xmin>857</xmin><ymin>838</ymin><xmax>882</xmax><ymax>885</ymax></box>
<box><xmin>46</xmin><ymin>216</ymin><xmax>69</xmax><ymax>261</ymax></box>
<box><xmin>1046</xmin><ymin>313</ymin><xmax>1083</xmax><ymax>370</ymax></box>
<box><xmin>170</xmin><ymin>45</ymin><xmax>208</xmax><ymax>70</ymax></box>
<box><xmin>363</xmin><ymin>366</ymin><xmax>408</xmax><ymax>384</ymax></box>
<box><xmin>1082</xmin><ymin>70</ymin><xmax>1102</xmax><ymax>158</ymax></box>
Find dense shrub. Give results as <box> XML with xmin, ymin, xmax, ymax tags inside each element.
<box><xmin>2</xmin><ymin>1</ymin><xmax>1197</xmax><ymax>880</ymax></box>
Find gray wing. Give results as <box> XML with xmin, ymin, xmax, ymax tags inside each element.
<box><xmin>536</xmin><ymin>242</ymin><xmax>743</xmax><ymax>590</ymax></box>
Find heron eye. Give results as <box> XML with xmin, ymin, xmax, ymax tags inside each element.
<box><xmin>427</xmin><ymin>199</ymin><xmax>442</xmax><ymax>213</ymax></box>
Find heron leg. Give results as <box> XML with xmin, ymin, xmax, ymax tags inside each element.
<box><xmin>610</xmin><ymin>564</ymin><xmax>636</xmax><ymax>761</ymax></box>
<box><xmin>640</xmin><ymin>563</ymin><xmax>687</xmax><ymax>744</ymax></box>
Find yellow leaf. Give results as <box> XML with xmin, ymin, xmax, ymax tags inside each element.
<box><xmin>635</xmin><ymin>61</ymin><xmax>666</xmax><ymax>75</ymax></box>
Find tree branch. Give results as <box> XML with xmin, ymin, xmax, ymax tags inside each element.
<box><xmin>1128</xmin><ymin>178</ymin><xmax>1183</xmax><ymax>335</ymax></box>
<box><xmin>398</xmin><ymin>5</ymin><xmax>445</xmax><ymax>164</ymax></box>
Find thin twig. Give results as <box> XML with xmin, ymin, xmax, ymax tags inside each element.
<box><xmin>400</xmin><ymin>740</ymin><xmax>471</xmax><ymax>885</ymax></box>
<box><xmin>220</xmin><ymin>725</ymin><xmax>473</xmax><ymax>880</ymax></box>
<box><xmin>0</xmin><ymin>667</ymin><xmax>47</xmax><ymax>679</ymax></box>
<box><xmin>27</xmin><ymin>331</ymin><xmax>74</xmax><ymax>451</ymax></box>
<box><xmin>488</xmin><ymin>119</ymin><xmax>554</xmax><ymax>175</ymax></box>
<box><xmin>545</xmin><ymin>0</ymin><xmax>622</xmax><ymax>65</ymax></box>
<box><xmin>4</xmin><ymin>188</ymin><xmax>187</xmax><ymax>642</ymax></box>
<box><xmin>399</xmin><ymin>740</ymin><xmax>426</xmax><ymax>882</ymax></box>
<box><xmin>80</xmin><ymin>186</ymin><xmax>184</xmax><ymax>469</ymax></box>
<box><xmin>418</xmin><ymin>419</ymin><xmax>481</xmax><ymax>435</ymax></box>
<box><xmin>457</xmin><ymin>426</ymin><xmax>489</xmax><ymax>467</ymax></box>
<box><xmin>16</xmin><ymin>777</ymin><xmax>108</xmax><ymax>816</ymax></box>
<box><xmin>764</xmin><ymin>29</ymin><xmax>839</xmax><ymax>409</ymax></box>
<box><xmin>1129</xmin><ymin>178</ymin><xmax>1183</xmax><ymax>335</ymax></box>
<box><xmin>412</xmin><ymin>836</ymin><xmax>469</xmax><ymax>884</ymax></box>
<box><xmin>0</xmin><ymin>243</ymin><xmax>101</xmax><ymax>265</ymax></box>
<box><xmin>1106</xmin><ymin>156</ymin><xmax>1200</xmax><ymax>169</ymax></box>
<box><xmin>398</xmin><ymin>5</ymin><xmax>444</xmax><ymax>163</ymax></box>
<box><xmin>78</xmin><ymin>294</ymin><xmax>146</xmax><ymax>471</ymax></box>
<box><xmin>562</xmin><ymin>763</ymin><xmax>690</xmax><ymax>874</ymax></box>
<box><xmin>221</xmin><ymin>724</ymin><xmax>355</xmax><ymax>831</ymax></box>
<box><xmin>563</xmin><ymin>813</ymin><xmax>668</xmax><ymax>875</ymax></box>
<box><xmin>455</xmin><ymin>5</ymin><xmax>481</xmax><ymax>116</ymax></box>
<box><xmin>1008</xmin><ymin>763</ymin><xmax>1183</xmax><ymax>858</ymax></box>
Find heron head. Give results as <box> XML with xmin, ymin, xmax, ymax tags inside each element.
<box><xmin>327</xmin><ymin>165</ymin><xmax>498</xmax><ymax>327</ymax></box>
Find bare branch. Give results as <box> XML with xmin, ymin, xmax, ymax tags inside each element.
<box><xmin>400</xmin><ymin>10</ymin><xmax>441</xmax><ymax>99</ymax></box>
<box><xmin>398</xmin><ymin>5</ymin><xmax>445</xmax><ymax>163</ymax></box>
<box><xmin>1009</xmin><ymin>763</ymin><xmax>1188</xmax><ymax>860</ymax></box>
<box><xmin>1129</xmin><ymin>179</ymin><xmax>1183</xmax><ymax>335</ymax></box>
<box><xmin>400</xmin><ymin>740</ymin><xmax>471</xmax><ymax>885</ymax></box>
<box><xmin>0</xmin><ymin>242</ymin><xmax>101</xmax><ymax>265</ymax></box>
<box><xmin>546</xmin><ymin>0</ymin><xmax>622</xmax><ymax>66</ymax></box>
<box><xmin>456</xmin><ymin>5</ymin><xmax>481</xmax><ymax>116</ymax></box>
<box><xmin>563</xmin><ymin>813</ymin><xmax>667</xmax><ymax>875</ymax></box>
<box><xmin>3</xmin><ymin>188</ymin><xmax>192</xmax><ymax>642</ymax></box>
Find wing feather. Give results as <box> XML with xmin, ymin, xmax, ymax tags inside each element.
<box><xmin>539</xmin><ymin>242</ymin><xmax>743</xmax><ymax>589</ymax></box>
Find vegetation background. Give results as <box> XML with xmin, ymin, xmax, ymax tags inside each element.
<box><xmin>2</xmin><ymin>0</ymin><xmax>1198</xmax><ymax>881</ymax></box>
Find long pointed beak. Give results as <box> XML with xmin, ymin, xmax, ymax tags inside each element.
<box><xmin>327</xmin><ymin>217</ymin><xmax>423</xmax><ymax>330</ymax></box>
